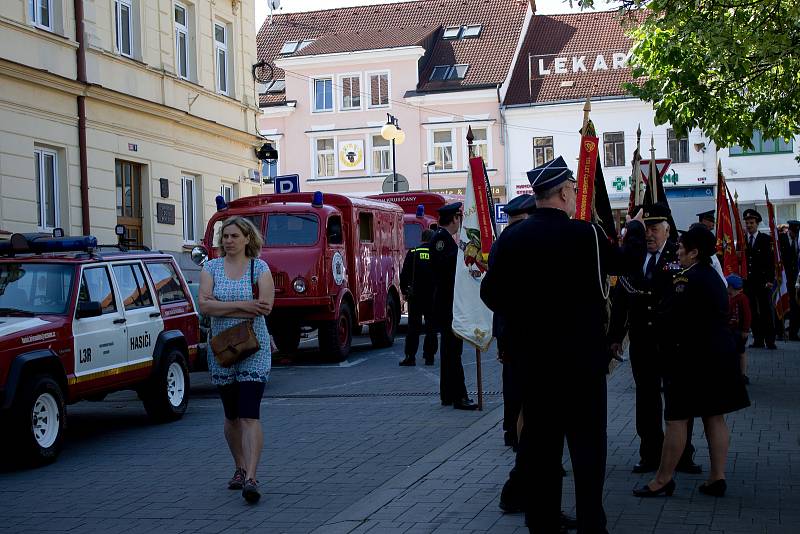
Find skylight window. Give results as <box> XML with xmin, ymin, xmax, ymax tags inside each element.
<box><xmin>279</xmin><ymin>41</ymin><xmax>299</xmax><ymax>54</ymax></box>
<box><xmin>461</xmin><ymin>24</ymin><xmax>482</xmax><ymax>38</ymax></box>
<box><xmin>443</xmin><ymin>26</ymin><xmax>461</xmax><ymax>39</ymax></box>
<box><xmin>429</xmin><ymin>64</ymin><xmax>469</xmax><ymax>81</ymax></box>
<box><xmin>296</xmin><ymin>39</ymin><xmax>315</xmax><ymax>51</ymax></box>
<box><xmin>442</xmin><ymin>25</ymin><xmax>483</xmax><ymax>40</ymax></box>
<box><xmin>267</xmin><ymin>79</ymin><xmax>286</xmax><ymax>93</ymax></box>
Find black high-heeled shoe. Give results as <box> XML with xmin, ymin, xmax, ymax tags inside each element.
<box><xmin>632</xmin><ymin>479</ymin><xmax>675</xmax><ymax>497</ymax></box>
<box><xmin>698</xmin><ymin>479</ymin><xmax>727</xmax><ymax>497</ymax></box>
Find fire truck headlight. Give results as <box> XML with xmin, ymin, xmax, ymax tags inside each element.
<box><xmin>292</xmin><ymin>277</ymin><xmax>307</xmax><ymax>293</ymax></box>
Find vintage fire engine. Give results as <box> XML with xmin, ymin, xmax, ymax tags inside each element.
<box><xmin>368</xmin><ymin>192</ymin><xmax>462</xmax><ymax>249</ymax></box>
<box><xmin>193</xmin><ymin>192</ymin><xmax>405</xmax><ymax>361</ymax></box>
<box><xmin>0</xmin><ymin>230</ymin><xmax>199</xmax><ymax>464</ymax></box>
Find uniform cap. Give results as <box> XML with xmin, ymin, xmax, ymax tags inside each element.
<box><xmin>726</xmin><ymin>273</ymin><xmax>743</xmax><ymax>289</ymax></box>
<box><xmin>502</xmin><ymin>194</ymin><xmax>536</xmax><ymax>216</ymax></box>
<box><xmin>742</xmin><ymin>208</ymin><xmax>762</xmax><ymax>223</ymax></box>
<box><xmin>642</xmin><ymin>202</ymin><xmax>671</xmax><ymax>224</ymax></box>
<box><xmin>697</xmin><ymin>210</ymin><xmax>715</xmax><ymax>223</ymax></box>
<box><xmin>526</xmin><ymin>156</ymin><xmax>575</xmax><ymax>195</ymax></box>
<box><xmin>437</xmin><ymin>201</ymin><xmax>463</xmax><ymax>216</ymax></box>
<box><xmin>787</xmin><ymin>219</ymin><xmax>800</xmax><ymax>230</ymax></box>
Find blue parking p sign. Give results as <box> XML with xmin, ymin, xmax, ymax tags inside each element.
<box><xmin>495</xmin><ymin>204</ymin><xmax>508</xmax><ymax>224</ymax></box>
<box><xmin>274</xmin><ymin>174</ymin><xmax>300</xmax><ymax>194</ymax></box>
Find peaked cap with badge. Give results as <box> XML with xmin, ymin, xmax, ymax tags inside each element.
<box><xmin>642</xmin><ymin>202</ymin><xmax>671</xmax><ymax>225</ymax></box>
<box><xmin>502</xmin><ymin>194</ymin><xmax>536</xmax><ymax>216</ymax></box>
<box><xmin>697</xmin><ymin>210</ymin><xmax>715</xmax><ymax>223</ymax></box>
<box><xmin>437</xmin><ymin>202</ymin><xmax>463</xmax><ymax>217</ymax></box>
<box><xmin>526</xmin><ymin>156</ymin><xmax>575</xmax><ymax>195</ymax></box>
<box><xmin>742</xmin><ymin>208</ymin><xmax>762</xmax><ymax>223</ymax></box>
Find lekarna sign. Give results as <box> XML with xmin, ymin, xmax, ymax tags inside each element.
<box><xmin>495</xmin><ymin>204</ymin><xmax>508</xmax><ymax>224</ymax></box>
<box><xmin>274</xmin><ymin>174</ymin><xmax>300</xmax><ymax>194</ymax></box>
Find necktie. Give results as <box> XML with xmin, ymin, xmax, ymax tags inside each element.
<box><xmin>645</xmin><ymin>253</ymin><xmax>657</xmax><ymax>280</ymax></box>
<box><xmin>749</xmin><ymin>235</ymin><xmax>755</xmax><ymax>249</ymax></box>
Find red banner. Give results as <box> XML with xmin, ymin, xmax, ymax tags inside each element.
<box><xmin>576</xmin><ymin>135</ymin><xmax>598</xmax><ymax>221</ymax></box>
<box><xmin>468</xmin><ymin>157</ymin><xmax>494</xmax><ymax>259</ymax></box>
<box><xmin>767</xmin><ymin>193</ymin><xmax>790</xmax><ymax>319</ymax></box>
<box><xmin>726</xmin><ymin>184</ymin><xmax>748</xmax><ymax>279</ymax></box>
<box><xmin>716</xmin><ymin>169</ymin><xmax>737</xmax><ymax>275</ymax></box>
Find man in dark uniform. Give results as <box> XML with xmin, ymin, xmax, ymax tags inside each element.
<box><xmin>429</xmin><ymin>202</ymin><xmax>477</xmax><ymax>410</ymax></box>
<box><xmin>697</xmin><ymin>210</ymin><xmax>715</xmax><ymax>232</ymax></box>
<box><xmin>608</xmin><ymin>202</ymin><xmax>702</xmax><ymax>475</ymax></box>
<box><xmin>779</xmin><ymin>220</ymin><xmax>800</xmax><ymax>340</ymax></box>
<box><xmin>491</xmin><ymin>194</ymin><xmax>536</xmax><ymax>448</ymax></box>
<box><xmin>743</xmin><ymin>209</ymin><xmax>776</xmax><ymax>349</ymax></box>
<box><xmin>399</xmin><ymin>228</ymin><xmax>438</xmax><ymax>366</ymax></box>
<box><xmin>482</xmin><ymin>156</ymin><xmax>646</xmax><ymax>534</ymax></box>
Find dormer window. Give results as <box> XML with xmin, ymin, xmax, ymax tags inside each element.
<box><xmin>442</xmin><ymin>25</ymin><xmax>482</xmax><ymax>40</ymax></box>
<box><xmin>297</xmin><ymin>39</ymin><xmax>315</xmax><ymax>51</ymax></box>
<box><xmin>429</xmin><ymin>64</ymin><xmax>469</xmax><ymax>81</ymax></box>
<box><xmin>266</xmin><ymin>79</ymin><xmax>285</xmax><ymax>93</ymax></box>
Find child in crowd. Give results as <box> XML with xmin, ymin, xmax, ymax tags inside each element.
<box><xmin>726</xmin><ymin>274</ymin><xmax>751</xmax><ymax>384</ymax></box>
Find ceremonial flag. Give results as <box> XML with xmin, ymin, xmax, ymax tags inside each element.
<box><xmin>766</xmin><ymin>186</ymin><xmax>790</xmax><ymax>319</ymax></box>
<box><xmin>728</xmin><ymin>184</ymin><xmax>748</xmax><ymax>279</ymax></box>
<box><xmin>452</xmin><ymin>155</ymin><xmax>494</xmax><ymax>351</ymax></box>
<box><xmin>716</xmin><ymin>164</ymin><xmax>738</xmax><ymax>275</ymax></box>
<box><xmin>628</xmin><ymin>125</ymin><xmax>645</xmax><ymax>215</ymax></box>
<box><xmin>641</xmin><ymin>134</ymin><xmax>678</xmax><ymax>240</ymax></box>
<box><xmin>579</xmin><ymin>120</ymin><xmax>618</xmax><ymax>242</ymax></box>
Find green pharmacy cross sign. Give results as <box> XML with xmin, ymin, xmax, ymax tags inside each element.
<box><xmin>613</xmin><ymin>176</ymin><xmax>626</xmax><ymax>191</ymax></box>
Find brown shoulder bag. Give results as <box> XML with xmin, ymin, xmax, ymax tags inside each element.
<box><xmin>211</xmin><ymin>259</ymin><xmax>261</xmax><ymax>368</ymax></box>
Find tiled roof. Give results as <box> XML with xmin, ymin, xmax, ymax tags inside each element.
<box><xmin>256</xmin><ymin>0</ymin><xmax>529</xmax><ymax>106</ymax></box>
<box><xmin>504</xmin><ymin>11</ymin><xmax>644</xmax><ymax>106</ymax></box>
<box><xmin>293</xmin><ymin>25</ymin><xmax>440</xmax><ymax>57</ymax></box>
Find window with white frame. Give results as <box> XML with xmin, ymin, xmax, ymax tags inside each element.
<box><xmin>471</xmin><ymin>128</ymin><xmax>488</xmax><ymax>163</ymax></box>
<box><xmin>313</xmin><ymin>77</ymin><xmax>333</xmax><ymax>112</ymax></box>
<box><xmin>220</xmin><ymin>183</ymin><xmax>233</xmax><ymax>203</ymax></box>
<box><xmin>262</xmin><ymin>158</ymin><xmax>277</xmax><ymax>182</ymax></box>
<box><xmin>214</xmin><ymin>23</ymin><xmax>230</xmax><ymax>95</ymax></box>
<box><xmin>533</xmin><ymin>136</ymin><xmax>554</xmax><ymax>167</ymax></box>
<box><xmin>340</xmin><ymin>75</ymin><xmax>361</xmax><ymax>110</ymax></box>
<box><xmin>181</xmin><ymin>175</ymin><xmax>198</xmax><ymax>242</ymax></box>
<box><xmin>29</xmin><ymin>0</ymin><xmax>53</xmax><ymax>31</ymax></box>
<box><xmin>369</xmin><ymin>72</ymin><xmax>389</xmax><ymax>107</ymax></box>
<box><xmin>603</xmin><ymin>132</ymin><xmax>626</xmax><ymax>167</ymax></box>
<box><xmin>33</xmin><ymin>148</ymin><xmax>59</xmax><ymax>229</ymax></box>
<box><xmin>114</xmin><ymin>0</ymin><xmax>133</xmax><ymax>57</ymax></box>
<box><xmin>667</xmin><ymin>129</ymin><xmax>689</xmax><ymax>163</ymax></box>
<box><xmin>433</xmin><ymin>130</ymin><xmax>454</xmax><ymax>171</ymax></box>
<box><xmin>174</xmin><ymin>3</ymin><xmax>190</xmax><ymax>80</ymax></box>
<box><xmin>316</xmin><ymin>138</ymin><xmax>335</xmax><ymax>177</ymax></box>
<box><xmin>372</xmin><ymin>135</ymin><xmax>392</xmax><ymax>174</ymax></box>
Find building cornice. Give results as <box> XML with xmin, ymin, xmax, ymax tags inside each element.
<box><xmin>404</xmin><ymin>88</ymin><xmax>498</xmax><ymax>106</ymax></box>
<box><xmin>260</xmin><ymin>104</ymin><xmax>297</xmax><ymax>118</ymax></box>
<box><xmin>274</xmin><ymin>46</ymin><xmax>426</xmax><ymax>69</ymax></box>
<box><xmin>502</xmin><ymin>95</ymin><xmax>637</xmax><ymax>110</ymax></box>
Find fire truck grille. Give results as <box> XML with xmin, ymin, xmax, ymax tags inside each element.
<box><xmin>272</xmin><ymin>272</ymin><xmax>286</xmax><ymax>292</ymax></box>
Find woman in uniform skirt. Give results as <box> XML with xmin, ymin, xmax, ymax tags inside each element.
<box><xmin>633</xmin><ymin>225</ymin><xmax>750</xmax><ymax>498</ymax></box>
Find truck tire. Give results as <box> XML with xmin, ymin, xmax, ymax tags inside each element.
<box><xmin>272</xmin><ymin>324</ymin><xmax>301</xmax><ymax>354</ymax></box>
<box><xmin>141</xmin><ymin>349</ymin><xmax>190</xmax><ymax>423</ymax></box>
<box><xmin>319</xmin><ymin>301</ymin><xmax>353</xmax><ymax>362</ymax></box>
<box><xmin>369</xmin><ymin>294</ymin><xmax>400</xmax><ymax>348</ymax></box>
<box><xmin>11</xmin><ymin>374</ymin><xmax>66</xmax><ymax>465</ymax></box>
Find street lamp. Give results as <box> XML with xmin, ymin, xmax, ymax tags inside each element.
<box><xmin>381</xmin><ymin>113</ymin><xmax>404</xmax><ymax>192</ymax></box>
<box><xmin>424</xmin><ymin>160</ymin><xmax>435</xmax><ymax>192</ymax></box>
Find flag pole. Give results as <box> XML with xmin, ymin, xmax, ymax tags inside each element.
<box><xmin>649</xmin><ymin>133</ymin><xmax>658</xmax><ymax>205</ymax></box>
<box><xmin>467</xmin><ymin>128</ymin><xmax>484</xmax><ymax>411</ymax></box>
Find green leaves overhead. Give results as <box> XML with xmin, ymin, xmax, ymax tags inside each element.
<box><xmin>580</xmin><ymin>0</ymin><xmax>800</xmax><ymax>151</ymax></box>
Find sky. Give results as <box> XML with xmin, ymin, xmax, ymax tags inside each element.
<box><xmin>255</xmin><ymin>0</ymin><xmax>608</xmax><ymax>30</ymax></box>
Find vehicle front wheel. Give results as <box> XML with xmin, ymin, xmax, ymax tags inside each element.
<box><xmin>318</xmin><ymin>301</ymin><xmax>353</xmax><ymax>362</ymax></box>
<box><xmin>141</xmin><ymin>349</ymin><xmax>190</xmax><ymax>423</ymax></box>
<box><xmin>11</xmin><ymin>375</ymin><xmax>66</xmax><ymax>465</ymax></box>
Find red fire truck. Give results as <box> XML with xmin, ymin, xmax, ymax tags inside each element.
<box><xmin>193</xmin><ymin>192</ymin><xmax>405</xmax><ymax>361</ymax></box>
<box><xmin>368</xmin><ymin>192</ymin><xmax>462</xmax><ymax>249</ymax></box>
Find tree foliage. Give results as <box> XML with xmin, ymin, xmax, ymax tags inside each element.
<box><xmin>578</xmin><ymin>0</ymin><xmax>800</xmax><ymax>151</ymax></box>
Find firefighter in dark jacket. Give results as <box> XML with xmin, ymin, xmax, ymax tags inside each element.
<box><xmin>489</xmin><ymin>194</ymin><xmax>536</xmax><ymax>448</ymax></box>
<box><xmin>481</xmin><ymin>156</ymin><xmax>646</xmax><ymax>534</ymax></box>
<box><xmin>779</xmin><ymin>220</ymin><xmax>800</xmax><ymax>340</ymax></box>
<box><xmin>608</xmin><ymin>202</ymin><xmax>702</xmax><ymax>476</ymax></box>
<box><xmin>399</xmin><ymin>228</ymin><xmax>438</xmax><ymax>366</ymax></box>
<box><xmin>429</xmin><ymin>202</ymin><xmax>478</xmax><ymax>410</ymax></box>
<box><xmin>743</xmin><ymin>209</ymin><xmax>776</xmax><ymax>349</ymax></box>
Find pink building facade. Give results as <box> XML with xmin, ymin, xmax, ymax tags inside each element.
<box><xmin>256</xmin><ymin>0</ymin><xmax>532</xmax><ymax>203</ymax></box>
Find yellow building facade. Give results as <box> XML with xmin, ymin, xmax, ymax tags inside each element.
<box><xmin>0</xmin><ymin>0</ymin><xmax>262</xmax><ymax>270</ymax></box>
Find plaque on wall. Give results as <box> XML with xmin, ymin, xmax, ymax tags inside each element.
<box><xmin>159</xmin><ymin>178</ymin><xmax>169</xmax><ymax>198</ymax></box>
<box><xmin>156</xmin><ymin>202</ymin><xmax>175</xmax><ymax>225</ymax></box>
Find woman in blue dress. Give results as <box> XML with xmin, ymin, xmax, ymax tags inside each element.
<box><xmin>199</xmin><ymin>216</ymin><xmax>273</xmax><ymax>504</ymax></box>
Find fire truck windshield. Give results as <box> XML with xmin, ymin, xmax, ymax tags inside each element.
<box><xmin>0</xmin><ymin>263</ymin><xmax>74</xmax><ymax>315</ymax></box>
<box><xmin>266</xmin><ymin>214</ymin><xmax>320</xmax><ymax>247</ymax></box>
<box><xmin>404</xmin><ymin>223</ymin><xmax>423</xmax><ymax>250</ymax></box>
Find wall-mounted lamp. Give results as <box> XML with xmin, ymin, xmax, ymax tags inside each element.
<box><xmin>693</xmin><ymin>142</ymin><xmax>706</xmax><ymax>153</ymax></box>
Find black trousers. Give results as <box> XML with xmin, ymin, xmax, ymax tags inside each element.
<box><xmin>439</xmin><ymin>324</ymin><xmax>467</xmax><ymax>403</ymax></box>
<box><xmin>745</xmin><ymin>285</ymin><xmax>775</xmax><ymax>345</ymax></box>
<box><xmin>517</xmin><ymin>372</ymin><xmax>608</xmax><ymax>534</ymax></box>
<box><xmin>629</xmin><ymin>339</ymin><xmax>695</xmax><ymax>465</ymax></box>
<box><xmin>404</xmin><ymin>299</ymin><xmax>438</xmax><ymax>360</ymax></box>
<box><xmin>789</xmin><ymin>294</ymin><xmax>800</xmax><ymax>339</ymax></box>
<box><xmin>501</xmin><ymin>342</ymin><xmax>522</xmax><ymax>439</ymax></box>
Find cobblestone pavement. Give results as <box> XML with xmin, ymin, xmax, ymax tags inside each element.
<box><xmin>0</xmin><ymin>331</ymin><xmax>797</xmax><ymax>534</ymax></box>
